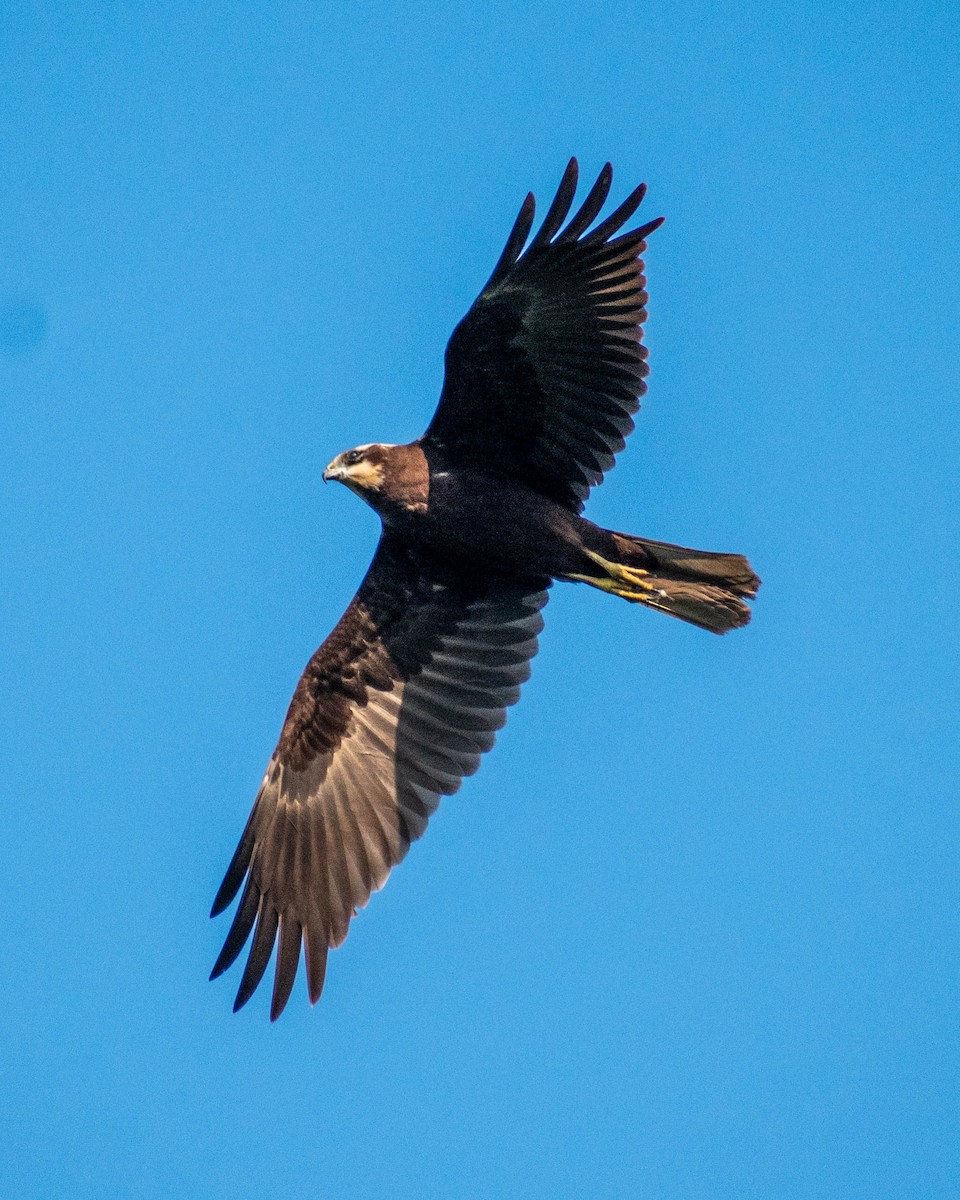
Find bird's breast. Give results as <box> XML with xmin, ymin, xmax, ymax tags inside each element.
<box><xmin>403</xmin><ymin>467</ymin><xmax>584</xmax><ymax>580</ymax></box>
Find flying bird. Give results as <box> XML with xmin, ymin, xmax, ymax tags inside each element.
<box><xmin>210</xmin><ymin>159</ymin><xmax>760</xmax><ymax>1019</ymax></box>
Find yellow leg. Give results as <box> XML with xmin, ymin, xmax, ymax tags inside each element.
<box><xmin>563</xmin><ymin>550</ymin><xmax>666</xmax><ymax>603</ymax></box>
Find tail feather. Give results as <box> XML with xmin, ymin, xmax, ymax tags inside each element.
<box><xmin>568</xmin><ymin>532</ymin><xmax>760</xmax><ymax>634</ymax></box>
<box><xmin>613</xmin><ymin>533</ymin><xmax>760</xmax><ymax>595</ymax></box>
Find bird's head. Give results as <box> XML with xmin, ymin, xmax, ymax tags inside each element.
<box><xmin>323</xmin><ymin>443</ymin><xmax>390</xmax><ymax>496</ymax></box>
<box><xmin>323</xmin><ymin>441</ymin><xmax>429</xmax><ymax>516</ymax></box>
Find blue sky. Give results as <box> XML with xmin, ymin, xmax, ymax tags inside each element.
<box><xmin>2</xmin><ymin>2</ymin><xmax>958</xmax><ymax>1196</ymax></box>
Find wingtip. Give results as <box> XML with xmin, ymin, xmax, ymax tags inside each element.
<box><xmin>633</xmin><ymin>215</ymin><xmax>666</xmax><ymax>242</ymax></box>
<box><xmin>210</xmin><ymin>871</ymin><xmax>238</xmax><ymax>918</ymax></box>
<box><xmin>584</xmin><ymin>176</ymin><xmax>658</xmax><ymax>244</ymax></box>
<box><xmin>209</xmin><ymin>943</ymin><xmax>235</xmax><ymax>982</ymax></box>
<box><xmin>304</xmin><ymin>935</ymin><xmax>328</xmax><ymax>1005</ymax></box>
<box><xmin>232</xmin><ymin>982</ymin><xmax>255</xmax><ymax>1013</ymax></box>
<box><xmin>307</xmin><ymin>971</ymin><xmax>325</xmax><ymax>1006</ymax></box>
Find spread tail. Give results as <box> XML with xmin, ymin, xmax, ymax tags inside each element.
<box><xmin>567</xmin><ymin>531</ymin><xmax>760</xmax><ymax>634</ymax></box>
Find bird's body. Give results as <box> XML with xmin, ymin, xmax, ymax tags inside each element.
<box><xmin>327</xmin><ymin>442</ymin><xmax>757</xmax><ymax>621</ymax></box>
<box><xmin>333</xmin><ymin>443</ymin><xmax>582</xmax><ymax>578</ymax></box>
<box><xmin>211</xmin><ymin>160</ymin><xmax>760</xmax><ymax>1018</ymax></box>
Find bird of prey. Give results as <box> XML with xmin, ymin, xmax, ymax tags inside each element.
<box><xmin>210</xmin><ymin>159</ymin><xmax>760</xmax><ymax>1019</ymax></box>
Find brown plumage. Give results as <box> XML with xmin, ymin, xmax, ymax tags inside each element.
<box><xmin>210</xmin><ymin>159</ymin><xmax>760</xmax><ymax>1018</ymax></box>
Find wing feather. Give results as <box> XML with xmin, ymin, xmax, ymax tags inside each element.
<box><xmin>234</xmin><ymin>900</ymin><xmax>278</xmax><ymax>1012</ymax></box>
<box><xmin>271</xmin><ymin>914</ymin><xmax>302</xmax><ymax>1022</ymax></box>
<box><xmin>423</xmin><ymin>160</ymin><xmax>664</xmax><ymax>510</ymax></box>
<box><xmin>526</xmin><ymin>157</ymin><xmax>579</xmax><ymax>251</ymax></box>
<box><xmin>211</xmin><ymin>534</ymin><xmax>548</xmax><ymax>1017</ymax></box>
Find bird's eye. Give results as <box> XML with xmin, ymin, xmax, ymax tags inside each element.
<box><xmin>344</xmin><ymin>450</ymin><xmax>362</xmax><ymax>465</ymax></box>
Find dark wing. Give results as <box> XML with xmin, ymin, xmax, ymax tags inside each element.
<box><xmin>422</xmin><ymin>158</ymin><xmax>664</xmax><ymax>512</ymax></box>
<box><xmin>210</xmin><ymin>534</ymin><xmax>548</xmax><ymax>1019</ymax></box>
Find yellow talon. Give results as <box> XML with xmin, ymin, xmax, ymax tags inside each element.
<box><xmin>563</xmin><ymin>551</ymin><xmax>657</xmax><ymax>602</ymax></box>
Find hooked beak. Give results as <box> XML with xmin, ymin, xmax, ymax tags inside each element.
<box><xmin>322</xmin><ymin>460</ymin><xmax>340</xmax><ymax>483</ymax></box>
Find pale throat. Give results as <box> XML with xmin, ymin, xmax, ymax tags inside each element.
<box><xmin>345</xmin><ymin>458</ymin><xmax>386</xmax><ymax>492</ymax></box>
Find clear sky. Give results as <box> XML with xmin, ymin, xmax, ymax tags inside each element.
<box><xmin>2</xmin><ymin>3</ymin><xmax>958</xmax><ymax>1197</ymax></box>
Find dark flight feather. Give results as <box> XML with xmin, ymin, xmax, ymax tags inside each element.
<box><xmin>423</xmin><ymin>158</ymin><xmax>664</xmax><ymax>512</ymax></box>
<box><xmin>213</xmin><ymin>533</ymin><xmax>547</xmax><ymax>1017</ymax></box>
<box><xmin>555</xmin><ymin>161</ymin><xmax>613</xmax><ymax>243</ymax></box>
<box><xmin>527</xmin><ymin>157</ymin><xmax>579</xmax><ymax>250</ymax></box>
<box><xmin>484</xmin><ymin>194</ymin><xmax>536</xmax><ymax>290</ymax></box>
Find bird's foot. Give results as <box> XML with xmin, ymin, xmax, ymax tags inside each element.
<box><xmin>563</xmin><ymin>551</ymin><xmax>665</xmax><ymax>603</ymax></box>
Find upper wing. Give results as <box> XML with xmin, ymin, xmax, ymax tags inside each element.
<box><xmin>422</xmin><ymin>158</ymin><xmax>665</xmax><ymax>512</ymax></box>
<box><xmin>210</xmin><ymin>534</ymin><xmax>548</xmax><ymax>1019</ymax></box>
